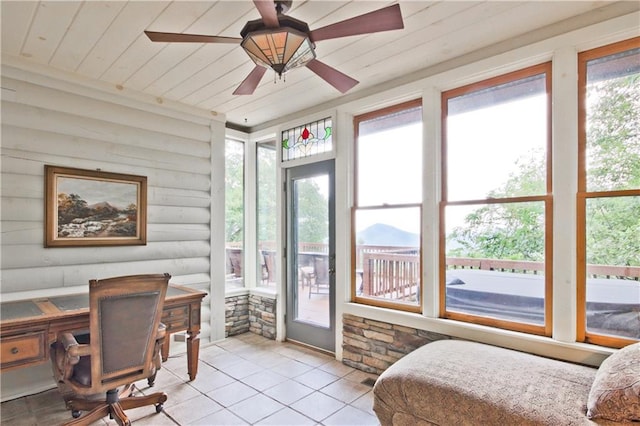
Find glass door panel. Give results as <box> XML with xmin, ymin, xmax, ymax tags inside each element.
<box><xmin>286</xmin><ymin>160</ymin><xmax>335</xmax><ymax>352</ymax></box>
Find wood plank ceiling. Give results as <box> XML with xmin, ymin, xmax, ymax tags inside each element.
<box><xmin>1</xmin><ymin>1</ymin><xmax>637</xmax><ymax>130</ymax></box>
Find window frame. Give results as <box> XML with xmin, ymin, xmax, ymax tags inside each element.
<box><xmin>281</xmin><ymin>117</ymin><xmax>333</xmax><ymax>163</ymax></box>
<box><xmin>439</xmin><ymin>62</ymin><xmax>553</xmax><ymax>336</ymax></box>
<box><xmin>352</xmin><ymin>99</ymin><xmax>423</xmax><ymax>313</ymax></box>
<box><xmin>577</xmin><ymin>37</ymin><xmax>640</xmax><ymax>348</ymax></box>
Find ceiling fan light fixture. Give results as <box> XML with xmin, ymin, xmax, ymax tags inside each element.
<box><xmin>146</xmin><ymin>2</ymin><xmax>404</xmax><ymax>95</ymax></box>
<box><xmin>241</xmin><ymin>27</ymin><xmax>315</xmax><ymax>76</ymax></box>
<box><xmin>240</xmin><ymin>14</ymin><xmax>316</xmax><ymax>77</ymax></box>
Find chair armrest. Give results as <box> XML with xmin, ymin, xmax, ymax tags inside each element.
<box><xmin>51</xmin><ymin>333</ymin><xmax>89</xmax><ymax>382</ymax></box>
<box><xmin>59</xmin><ymin>332</ymin><xmax>78</xmax><ymax>350</ymax></box>
<box><xmin>59</xmin><ymin>332</ymin><xmax>91</xmax><ymax>357</ymax></box>
<box><xmin>156</xmin><ymin>322</ymin><xmax>167</xmax><ymax>341</ymax></box>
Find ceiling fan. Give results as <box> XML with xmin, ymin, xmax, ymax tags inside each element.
<box><xmin>145</xmin><ymin>0</ymin><xmax>404</xmax><ymax>95</ymax></box>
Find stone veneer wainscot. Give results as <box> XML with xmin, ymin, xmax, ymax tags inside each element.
<box><xmin>249</xmin><ymin>294</ymin><xmax>276</xmax><ymax>339</ymax></box>
<box><xmin>225</xmin><ymin>294</ymin><xmax>250</xmax><ymax>337</ymax></box>
<box><xmin>225</xmin><ymin>292</ymin><xmax>276</xmax><ymax>339</ymax></box>
<box><xmin>342</xmin><ymin>313</ymin><xmax>451</xmax><ymax>374</ymax></box>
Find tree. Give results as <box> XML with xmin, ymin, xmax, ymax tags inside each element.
<box><xmin>225</xmin><ymin>141</ymin><xmax>244</xmax><ymax>243</ymax></box>
<box><xmin>584</xmin><ymin>74</ymin><xmax>640</xmax><ymax>266</ymax></box>
<box><xmin>257</xmin><ymin>146</ymin><xmax>277</xmax><ymax>244</ymax></box>
<box><xmin>226</xmin><ymin>141</ymin><xmax>328</xmax><ymax>247</ymax></box>
<box><xmin>586</xmin><ymin>75</ymin><xmax>640</xmax><ymax>191</ymax></box>
<box><xmin>586</xmin><ymin>196</ymin><xmax>640</xmax><ymax>266</ymax></box>
<box><xmin>448</xmin><ymin>150</ymin><xmax>545</xmax><ymax>261</ymax></box>
<box><xmin>57</xmin><ymin>193</ymin><xmax>89</xmax><ymax>224</ymax></box>
<box><xmin>295</xmin><ymin>178</ymin><xmax>328</xmax><ymax>244</ymax></box>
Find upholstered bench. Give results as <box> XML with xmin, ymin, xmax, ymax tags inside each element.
<box><xmin>373</xmin><ymin>340</ymin><xmax>639</xmax><ymax>425</ymax></box>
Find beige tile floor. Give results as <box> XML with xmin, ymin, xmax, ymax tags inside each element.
<box><xmin>1</xmin><ymin>333</ymin><xmax>381</xmax><ymax>425</ymax></box>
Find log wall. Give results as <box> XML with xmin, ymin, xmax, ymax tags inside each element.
<box><xmin>0</xmin><ymin>65</ymin><xmax>226</xmax><ymax>400</ymax></box>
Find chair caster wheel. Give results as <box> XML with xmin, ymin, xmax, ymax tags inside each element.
<box><xmin>155</xmin><ymin>403</ymin><xmax>163</xmax><ymax>413</ymax></box>
<box><xmin>72</xmin><ymin>410</ymin><xmax>81</xmax><ymax>418</ymax></box>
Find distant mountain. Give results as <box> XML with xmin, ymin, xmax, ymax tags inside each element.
<box><xmin>356</xmin><ymin>223</ymin><xmax>419</xmax><ymax>247</ymax></box>
<box><xmin>89</xmin><ymin>201</ymin><xmax>120</xmax><ymax>213</ymax></box>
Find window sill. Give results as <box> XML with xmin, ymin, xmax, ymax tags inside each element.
<box><xmin>343</xmin><ymin>302</ymin><xmax>616</xmax><ymax>367</ymax></box>
<box><xmin>224</xmin><ymin>287</ymin><xmax>276</xmax><ymax>299</ymax></box>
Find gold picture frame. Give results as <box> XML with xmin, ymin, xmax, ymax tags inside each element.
<box><xmin>45</xmin><ymin>165</ymin><xmax>147</xmax><ymax>247</ymax></box>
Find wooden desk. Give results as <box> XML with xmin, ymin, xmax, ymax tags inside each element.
<box><xmin>0</xmin><ymin>284</ymin><xmax>206</xmax><ymax>381</ymax></box>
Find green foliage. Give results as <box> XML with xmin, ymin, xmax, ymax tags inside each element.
<box><xmin>449</xmin><ymin>143</ymin><xmax>546</xmax><ymax>261</ymax></box>
<box><xmin>449</xmin><ymin>203</ymin><xmax>545</xmax><ymax>262</ymax></box>
<box><xmin>257</xmin><ymin>146</ymin><xmax>277</xmax><ymax>243</ymax></box>
<box><xmin>587</xmin><ymin>75</ymin><xmax>640</xmax><ymax>191</ymax></box>
<box><xmin>295</xmin><ymin>178</ymin><xmax>328</xmax><ymax>244</ymax></box>
<box><xmin>225</xmin><ymin>141</ymin><xmax>244</xmax><ymax>243</ymax></box>
<box><xmin>586</xmin><ymin>196</ymin><xmax>640</xmax><ymax>266</ymax></box>
<box><xmin>584</xmin><ymin>73</ymin><xmax>640</xmax><ymax>267</ymax></box>
<box><xmin>227</xmin><ymin>142</ymin><xmax>328</xmax><ymax>247</ymax></box>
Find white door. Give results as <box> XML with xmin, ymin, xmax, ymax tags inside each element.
<box><xmin>285</xmin><ymin>160</ymin><xmax>335</xmax><ymax>352</ymax></box>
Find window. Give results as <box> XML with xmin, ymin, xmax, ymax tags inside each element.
<box><xmin>441</xmin><ymin>63</ymin><xmax>552</xmax><ymax>335</ymax></box>
<box><xmin>225</xmin><ymin>138</ymin><xmax>245</xmax><ymax>289</ymax></box>
<box><xmin>281</xmin><ymin>118</ymin><xmax>332</xmax><ymax>162</ymax></box>
<box><xmin>353</xmin><ymin>100</ymin><xmax>423</xmax><ymax>312</ymax></box>
<box><xmin>577</xmin><ymin>38</ymin><xmax>640</xmax><ymax>347</ymax></box>
<box><xmin>257</xmin><ymin>141</ymin><xmax>278</xmax><ymax>287</ymax></box>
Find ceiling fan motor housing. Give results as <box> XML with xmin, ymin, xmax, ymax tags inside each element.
<box><xmin>275</xmin><ymin>1</ymin><xmax>293</xmax><ymax>15</ymax></box>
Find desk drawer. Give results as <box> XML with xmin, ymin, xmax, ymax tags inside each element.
<box><xmin>162</xmin><ymin>307</ymin><xmax>189</xmax><ymax>332</ymax></box>
<box><xmin>1</xmin><ymin>332</ymin><xmax>47</xmax><ymax>369</ymax></box>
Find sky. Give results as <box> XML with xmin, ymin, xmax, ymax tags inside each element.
<box><xmin>356</xmin><ymin>94</ymin><xmax>547</xmax><ymax>235</ymax></box>
<box><xmin>58</xmin><ymin>176</ymin><xmax>138</xmax><ymax>209</ymax></box>
<box><xmin>357</xmin><ymin>122</ymin><xmax>422</xmax><ymax>234</ymax></box>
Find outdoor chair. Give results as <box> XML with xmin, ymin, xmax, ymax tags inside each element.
<box><xmin>261</xmin><ymin>250</ymin><xmax>276</xmax><ymax>284</ymax></box>
<box><xmin>308</xmin><ymin>255</ymin><xmax>330</xmax><ymax>298</ymax></box>
<box><xmin>227</xmin><ymin>248</ymin><xmax>243</xmax><ymax>278</ymax></box>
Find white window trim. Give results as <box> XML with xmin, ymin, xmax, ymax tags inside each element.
<box><xmin>338</xmin><ymin>12</ymin><xmax>638</xmax><ymax>366</ymax></box>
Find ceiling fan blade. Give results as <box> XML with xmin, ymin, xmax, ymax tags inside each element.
<box><xmin>144</xmin><ymin>31</ymin><xmax>241</xmax><ymax>44</ymax></box>
<box><xmin>306</xmin><ymin>59</ymin><xmax>358</xmax><ymax>94</ymax></box>
<box><xmin>233</xmin><ymin>66</ymin><xmax>268</xmax><ymax>95</ymax></box>
<box><xmin>253</xmin><ymin>0</ymin><xmax>280</xmax><ymax>28</ymax></box>
<box><xmin>309</xmin><ymin>4</ymin><xmax>404</xmax><ymax>43</ymax></box>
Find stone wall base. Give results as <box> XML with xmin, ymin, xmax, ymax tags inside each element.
<box><xmin>342</xmin><ymin>313</ymin><xmax>451</xmax><ymax>375</ymax></box>
<box><xmin>249</xmin><ymin>294</ymin><xmax>276</xmax><ymax>339</ymax></box>
<box><xmin>227</xmin><ymin>298</ymin><xmax>451</xmax><ymax>368</ymax></box>
<box><xmin>225</xmin><ymin>292</ymin><xmax>276</xmax><ymax>339</ymax></box>
<box><xmin>225</xmin><ymin>294</ymin><xmax>249</xmax><ymax>337</ymax></box>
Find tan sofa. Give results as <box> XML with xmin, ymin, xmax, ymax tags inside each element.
<box><xmin>373</xmin><ymin>340</ymin><xmax>638</xmax><ymax>425</ymax></box>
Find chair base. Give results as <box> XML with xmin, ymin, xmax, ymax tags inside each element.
<box><xmin>63</xmin><ymin>385</ymin><xmax>167</xmax><ymax>426</ymax></box>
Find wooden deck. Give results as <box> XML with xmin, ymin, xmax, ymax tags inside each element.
<box><xmin>228</xmin><ymin>245</ymin><xmax>640</xmax><ymax>314</ymax></box>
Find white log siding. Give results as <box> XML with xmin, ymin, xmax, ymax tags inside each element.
<box><xmin>0</xmin><ymin>66</ymin><xmax>225</xmax><ymax>400</ymax></box>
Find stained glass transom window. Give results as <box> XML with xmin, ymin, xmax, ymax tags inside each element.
<box><xmin>281</xmin><ymin>118</ymin><xmax>332</xmax><ymax>162</ymax></box>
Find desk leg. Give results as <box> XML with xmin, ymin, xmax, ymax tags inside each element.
<box><xmin>161</xmin><ymin>336</ymin><xmax>170</xmax><ymax>363</ymax></box>
<box><xmin>186</xmin><ymin>330</ymin><xmax>200</xmax><ymax>381</ymax></box>
<box><xmin>160</xmin><ymin>327</ymin><xmax>198</xmax><ymax>381</ymax></box>
<box><xmin>186</xmin><ymin>303</ymin><xmax>201</xmax><ymax>381</ymax></box>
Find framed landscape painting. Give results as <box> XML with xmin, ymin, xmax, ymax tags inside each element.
<box><xmin>45</xmin><ymin>165</ymin><xmax>147</xmax><ymax>247</ymax></box>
